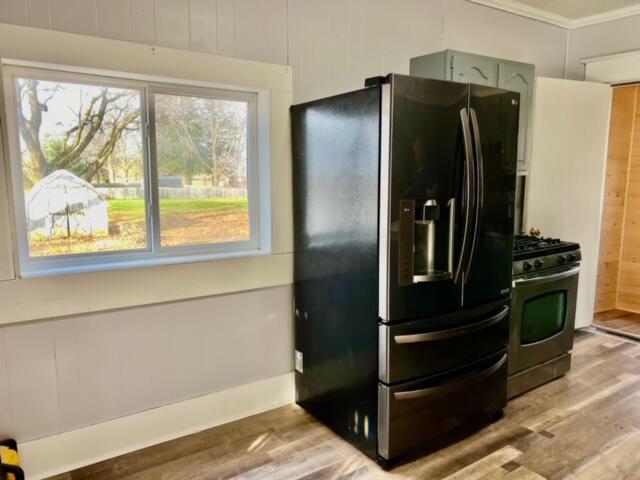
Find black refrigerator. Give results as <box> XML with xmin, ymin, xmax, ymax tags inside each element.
<box><xmin>291</xmin><ymin>74</ymin><xmax>518</xmax><ymax>463</ymax></box>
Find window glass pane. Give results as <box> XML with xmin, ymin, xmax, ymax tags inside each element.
<box><xmin>154</xmin><ymin>93</ymin><xmax>250</xmax><ymax>247</ymax></box>
<box><xmin>15</xmin><ymin>77</ymin><xmax>147</xmax><ymax>257</ymax></box>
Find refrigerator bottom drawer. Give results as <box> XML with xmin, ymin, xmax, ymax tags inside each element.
<box><xmin>379</xmin><ymin>301</ymin><xmax>509</xmax><ymax>384</ymax></box>
<box><xmin>377</xmin><ymin>350</ymin><xmax>507</xmax><ymax>460</ymax></box>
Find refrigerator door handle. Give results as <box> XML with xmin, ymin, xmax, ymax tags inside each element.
<box><xmin>455</xmin><ymin>108</ymin><xmax>475</xmax><ymax>285</ymax></box>
<box><xmin>466</xmin><ymin>108</ymin><xmax>484</xmax><ymax>284</ymax></box>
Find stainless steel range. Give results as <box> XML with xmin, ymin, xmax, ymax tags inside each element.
<box><xmin>508</xmin><ymin>235</ymin><xmax>581</xmax><ymax>399</ymax></box>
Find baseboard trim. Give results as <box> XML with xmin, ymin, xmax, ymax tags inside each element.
<box><xmin>19</xmin><ymin>372</ymin><xmax>295</xmax><ymax>480</ymax></box>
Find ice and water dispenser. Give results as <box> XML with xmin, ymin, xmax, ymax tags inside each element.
<box><xmin>398</xmin><ymin>197</ymin><xmax>455</xmax><ymax>286</ymax></box>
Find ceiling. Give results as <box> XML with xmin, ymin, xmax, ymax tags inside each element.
<box><xmin>469</xmin><ymin>0</ymin><xmax>640</xmax><ymax>28</ymax></box>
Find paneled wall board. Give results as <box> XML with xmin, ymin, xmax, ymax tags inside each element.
<box><xmin>234</xmin><ymin>0</ymin><xmax>287</xmax><ymax>65</ymax></box>
<box><xmin>26</xmin><ymin>0</ymin><xmax>50</xmax><ymax>28</ymax></box>
<box><xmin>287</xmin><ymin>0</ymin><xmax>445</xmax><ymax>103</ymax></box>
<box><xmin>619</xmin><ymin>89</ymin><xmax>640</xmax><ymax>312</ymax></box>
<box><xmin>0</xmin><ymin>0</ymin><xmax>26</xmax><ymax>25</ymax></box>
<box><xmin>155</xmin><ymin>0</ymin><xmax>189</xmax><ymax>49</ymax></box>
<box><xmin>595</xmin><ymin>86</ymin><xmax>637</xmax><ymax>313</ymax></box>
<box><xmin>442</xmin><ymin>0</ymin><xmax>566</xmax><ymax>78</ymax></box>
<box><xmin>189</xmin><ymin>0</ymin><xmax>217</xmax><ymax>54</ymax></box>
<box><xmin>216</xmin><ymin>0</ymin><xmax>236</xmax><ymax>57</ymax></box>
<box><xmin>0</xmin><ymin>285</ymin><xmax>293</xmax><ymax>442</ymax></box>
<box><xmin>595</xmin><ymin>84</ymin><xmax>640</xmax><ymax>314</ymax></box>
<box><xmin>1</xmin><ymin>0</ymin><xmax>289</xmax><ymax>65</ymax></box>
<box><xmin>0</xmin><ymin>0</ymin><xmax>568</xmax><ymax>103</ymax></box>
<box><xmin>0</xmin><ymin>330</ymin><xmax>13</xmax><ymax>439</ymax></box>
<box><xmin>97</xmin><ymin>0</ymin><xmax>131</xmax><ymax>41</ymax></box>
<box><xmin>3</xmin><ymin>321</ymin><xmax>61</xmax><ymax>440</ymax></box>
<box><xmin>131</xmin><ymin>0</ymin><xmax>155</xmax><ymax>44</ymax></box>
<box><xmin>50</xmin><ymin>0</ymin><xmax>98</xmax><ymax>36</ymax></box>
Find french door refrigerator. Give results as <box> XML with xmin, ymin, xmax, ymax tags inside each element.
<box><xmin>292</xmin><ymin>74</ymin><xmax>518</xmax><ymax>463</ymax></box>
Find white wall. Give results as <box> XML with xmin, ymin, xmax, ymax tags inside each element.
<box><xmin>0</xmin><ymin>0</ymin><xmax>569</xmax><ymax>104</ymax></box>
<box><xmin>0</xmin><ymin>0</ymin><xmax>569</xmax><ymax>451</ymax></box>
<box><xmin>0</xmin><ymin>23</ymin><xmax>294</xmax><ymax>449</ymax></box>
<box><xmin>288</xmin><ymin>0</ymin><xmax>567</xmax><ymax>102</ymax></box>
<box><xmin>566</xmin><ymin>13</ymin><xmax>640</xmax><ymax>80</ymax></box>
<box><xmin>0</xmin><ymin>285</ymin><xmax>293</xmax><ymax>442</ymax></box>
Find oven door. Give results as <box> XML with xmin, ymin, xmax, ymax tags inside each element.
<box><xmin>509</xmin><ymin>265</ymin><xmax>579</xmax><ymax>375</ymax></box>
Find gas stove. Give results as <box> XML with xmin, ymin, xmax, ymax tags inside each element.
<box><xmin>513</xmin><ymin>235</ymin><xmax>581</xmax><ymax>277</ymax></box>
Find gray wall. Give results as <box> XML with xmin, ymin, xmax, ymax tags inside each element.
<box><xmin>0</xmin><ymin>285</ymin><xmax>292</xmax><ymax>441</ymax></box>
<box><xmin>0</xmin><ymin>0</ymin><xmax>569</xmax><ymax>103</ymax></box>
<box><xmin>0</xmin><ymin>0</ymin><xmax>568</xmax><ymax>442</ymax></box>
<box><xmin>566</xmin><ymin>14</ymin><xmax>640</xmax><ymax>80</ymax></box>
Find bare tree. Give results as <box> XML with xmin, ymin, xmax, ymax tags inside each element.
<box><xmin>17</xmin><ymin>80</ymin><xmax>140</xmax><ymax>184</ymax></box>
<box><xmin>155</xmin><ymin>95</ymin><xmax>246</xmax><ymax>187</ymax></box>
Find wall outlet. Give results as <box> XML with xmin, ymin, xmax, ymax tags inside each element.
<box><xmin>295</xmin><ymin>350</ymin><xmax>303</xmax><ymax>373</ymax></box>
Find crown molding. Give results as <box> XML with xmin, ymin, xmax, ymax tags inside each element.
<box><xmin>468</xmin><ymin>0</ymin><xmax>640</xmax><ymax>30</ymax></box>
<box><xmin>571</xmin><ymin>4</ymin><xmax>640</xmax><ymax>28</ymax></box>
<box><xmin>468</xmin><ymin>0</ymin><xmax>570</xmax><ymax>28</ymax></box>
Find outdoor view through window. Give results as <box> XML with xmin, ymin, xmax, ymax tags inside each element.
<box><xmin>12</xmin><ymin>73</ymin><xmax>251</xmax><ymax>262</ymax></box>
<box><xmin>154</xmin><ymin>93</ymin><xmax>250</xmax><ymax>247</ymax></box>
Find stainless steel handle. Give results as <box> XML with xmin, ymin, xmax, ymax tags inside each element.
<box><xmin>447</xmin><ymin>197</ymin><xmax>455</xmax><ymax>275</ymax></box>
<box><xmin>513</xmin><ymin>266</ymin><xmax>580</xmax><ymax>287</ymax></box>
<box><xmin>394</xmin><ymin>305</ymin><xmax>509</xmax><ymax>344</ymax></box>
<box><xmin>466</xmin><ymin>108</ymin><xmax>484</xmax><ymax>284</ymax></box>
<box><xmin>455</xmin><ymin>108</ymin><xmax>474</xmax><ymax>285</ymax></box>
<box><xmin>393</xmin><ymin>353</ymin><xmax>507</xmax><ymax>400</ymax></box>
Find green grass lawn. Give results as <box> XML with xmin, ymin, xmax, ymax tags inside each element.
<box><xmin>108</xmin><ymin>197</ymin><xmax>248</xmax><ymax>216</ymax></box>
<box><xmin>29</xmin><ymin>197</ymin><xmax>250</xmax><ymax>257</ymax></box>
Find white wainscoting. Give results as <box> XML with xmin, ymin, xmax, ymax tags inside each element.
<box><xmin>19</xmin><ymin>372</ymin><xmax>295</xmax><ymax>480</ymax></box>
<box><xmin>0</xmin><ymin>285</ymin><xmax>293</xmax><ymax>444</ymax></box>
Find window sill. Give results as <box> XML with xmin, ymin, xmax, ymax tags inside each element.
<box><xmin>0</xmin><ymin>251</ymin><xmax>293</xmax><ymax>325</ymax></box>
<box><xmin>18</xmin><ymin>247</ymin><xmax>271</xmax><ymax>279</ymax></box>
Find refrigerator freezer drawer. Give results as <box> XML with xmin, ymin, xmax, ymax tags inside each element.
<box><xmin>377</xmin><ymin>351</ymin><xmax>507</xmax><ymax>460</ymax></box>
<box><xmin>379</xmin><ymin>302</ymin><xmax>509</xmax><ymax>384</ymax></box>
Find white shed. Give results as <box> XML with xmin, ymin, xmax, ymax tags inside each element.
<box><xmin>25</xmin><ymin>170</ymin><xmax>109</xmax><ymax>239</ymax></box>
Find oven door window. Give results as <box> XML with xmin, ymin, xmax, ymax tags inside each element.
<box><xmin>521</xmin><ymin>291</ymin><xmax>567</xmax><ymax>344</ymax></box>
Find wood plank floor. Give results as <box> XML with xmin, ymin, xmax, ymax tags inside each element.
<box><xmin>594</xmin><ymin>309</ymin><xmax>640</xmax><ymax>339</ymax></box>
<box><xmin>49</xmin><ymin>331</ymin><xmax>640</xmax><ymax>480</ymax></box>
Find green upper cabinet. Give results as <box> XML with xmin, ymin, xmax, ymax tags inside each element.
<box><xmin>498</xmin><ymin>63</ymin><xmax>534</xmax><ymax>173</ymax></box>
<box><xmin>451</xmin><ymin>53</ymin><xmax>497</xmax><ymax>86</ymax></box>
<box><xmin>410</xmin><ymin>50</ymin><xmax>535</xmax><ymax>174</ymax></box>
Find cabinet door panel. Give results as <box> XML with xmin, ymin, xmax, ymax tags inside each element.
<box><xmin>450</xmin><ymin>54</ymin><xmax>497</xmax><ymax>86</ymax></box>
<box><xmin>498</xmin><ymin>63</ymin><xmax>534</xmax><ymax>172</ymax></box>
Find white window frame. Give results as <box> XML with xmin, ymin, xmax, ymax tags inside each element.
<box><xmin>1</xmin><ymin>62</ymin><xmax>270</xmax><ymax>277</ymax></box>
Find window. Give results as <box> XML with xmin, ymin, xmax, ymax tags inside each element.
<box><xmin>3</xmin><ymin>66</ymin><xmax>262</xmax><ymax>276</ymax></box>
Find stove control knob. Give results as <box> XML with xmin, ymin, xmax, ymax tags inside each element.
<box><xmin>534</xmin><ymin>260</ymin><xmax>544</xmax><ymax>268</ymax></box>
<box><xmin>557</xmin><ymin>255</ymin><xmax>567</xmax><ymax>264</ymax></box>
<box><xmin>567</xmin><ymin>253</ymin><xmax>577</xmax><ymax>262</ymax></box>
<box><xmin>522</xmin><ymin>261</ymin><xmax>532</xmax><ymax>271</ymax></box>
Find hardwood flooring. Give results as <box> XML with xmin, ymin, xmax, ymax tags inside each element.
<box><xmin>594</xmin><ymin>309</ymin><xmax>640</xmax><ymax>339</ymax></box>
<box><xmin>49</xmin><ymin>331</ymin><xmax>640</xmax><ymax>480</ymax></box>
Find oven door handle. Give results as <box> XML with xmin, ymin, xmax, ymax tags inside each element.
<box><xmin>393</xmin><ymin>305</ymin><xmax>509</xmax><ymax>344</ymax></box>
<box><xmin>513</xmin><ymin>266</ymin><xmax>580</xmax><ymax>286</ymax></box>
